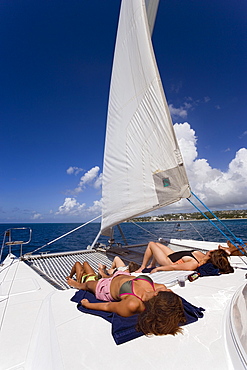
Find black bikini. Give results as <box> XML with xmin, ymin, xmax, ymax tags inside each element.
<box><xmin>168</xmin><ymin>250</ymin><xmax>199</xmax><ymax>263</ymax></box>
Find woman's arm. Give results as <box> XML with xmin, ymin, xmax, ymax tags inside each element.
<box><xmin>150</xmin><ymin>260</ymin><xmax>198</xmax><ymax>273</ymax></box>
<box><xmin>81</xmin><ymin>298</ymin><xmax>141</xmax><ymax>317</ymax></box>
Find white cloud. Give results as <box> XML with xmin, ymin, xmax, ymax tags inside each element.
<box><xmin>31</xmin><ymin>213</ymin><xmax>42</xmax><ymax>220</ymax></box>
<box><xmin>74</xmin><ymin>166</ymin><xmax>102</xmax><ymax>193</ymax></box>
<box><xmin>173</xmin><ymin>123</ymin><xmax>247</xmax><ymax>210</ymax></box>
<box><xmin>169</xmin><ymin>97</ymin><xmax>217</xmax><ymax>120</ymax></box>
<box><xmin>174</xmin><ymin>122</ymin><xmax>197</xmax><ymax>166</ymax></box>
<box><xmin>55</xmin><ymin>197</ymin><xmax>86</xmax><ymax>216</ymax></box>
<box><xmin>66</xmin><ymin>166</ymin><xmax>83</xmax><ymax>175</ymax></box>
<box><xmin>81</xmin><ymin>166</ymin><xmax>100</xmax><ymax>184</ymax></box>
<box><xmin>240</xmin><ymin>131</ymin><xmax>247</xmax><ymax>139</ymax></box>
<box><xmin>55</xmin><ymin>124</ymin><xmax>247</xmax><ymax>221</ymax></box>
<box><xmin>94</xmin><ymin>173</ymin><xmax>103</xmax><ymax>189</ymax></box>
<box><xmin>169</xmin><ymin>104</ymin><xmax>188</xmax><ymax>119</ymax></box>
<box><xmin>88</xmin><ymin>199</ymin><xmax>102</xmax><ymax>213</ymax></box>
<box><xmin>171</xmin><ymin>81</ymin><xmax>183</xmax><ymax>93</ymax></box>
<box><xmin>55</xmin><ymin>197</ymin><xmax>102</xmax><ymax>220</ymax></box>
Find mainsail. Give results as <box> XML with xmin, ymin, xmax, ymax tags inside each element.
<box><xmin>101</xmin><ymin>0</ymin><xmax>191</xmax><ymax>235</ymax></box>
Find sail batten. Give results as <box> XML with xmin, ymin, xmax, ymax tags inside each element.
<box><xmin>101</xmin><ymin>0</ymin><xmax>191</xmax><ymax>234</ymax></box>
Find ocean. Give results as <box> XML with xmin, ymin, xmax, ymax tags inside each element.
<box><xmin>0</xmin><ymin>219</ymin><xmax>246</xmax><ymax>261</ymax></box>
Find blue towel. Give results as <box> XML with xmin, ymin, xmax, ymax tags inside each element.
<box><xmin>142</xmin><ymin>267</ymin><xmax>156</xmax><ymax>273</ymax></box>
<box><xmin>144</xmin><ymin>263</ymin><xmax>220</xmax><ymax>276</ymax></box>
<box><xmin>71</xmin><ymin>290</ymin><xmax>205</xmax><ymax>345</ymax></box>
<box><xmin>197</xmin><ymin>262</ymin><xmax>220</xmax><ymax>276</ymax></box>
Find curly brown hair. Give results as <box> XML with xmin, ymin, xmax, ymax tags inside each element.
<box><xmin>209</xmin><ymin>249</ymin><xmax>234</xmax><ymax>274</ymax></box>
<box><xmin>136</xmin><ymin>291</ymin><xmax>186</xmax><ymax>336</ymax></box>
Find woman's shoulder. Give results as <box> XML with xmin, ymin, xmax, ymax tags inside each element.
<box><xmin>123</xmin><ymin>295</ymin><xmax>144</xmax><ymax>313</ymax></box>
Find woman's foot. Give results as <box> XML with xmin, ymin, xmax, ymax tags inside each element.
<box><xmin>134</xmin><ymin>266</ymin><xmax>145</xmax><ymax>273</ymax></box>
<box><xmin>98</xmin><ymin>266</ymin><xmax>109</xmax><ymax>277</ymax></box>
<box><xmin>66</xmin><ymin>277</ymin><xmax>81</xmax><ymax>289</ymax></box>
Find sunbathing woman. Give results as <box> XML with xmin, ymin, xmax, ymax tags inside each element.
<box><xmin>66</xmin><ymin>261</ymin><xmax>186</xmax><ymax>336</ymax></box>
<box><xmin>98</xmin><ymin>256</ymin><xmax>140</xmax><ymax>277</ymax></box>
<box><xmin>66</xmin><ymin>261</ymin><xmax>99</xmax><ymax>283</ymax></box>
<box><xmin>219</xmin><ymin>240</ymin><xmax>247</xmax><ymax>256</ymax></box>
<box><xmin>135</xmin><ymin>241</ymin><xmax>234</xmax><ymax>274</ymax></box>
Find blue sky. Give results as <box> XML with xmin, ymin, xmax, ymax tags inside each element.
<box><xmin>0</xmin><ymin>0</ymin><xmax>246</xmax><ymax>223</ymax></box>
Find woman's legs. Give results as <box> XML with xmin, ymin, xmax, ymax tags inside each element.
<box><xmin>66</xmin><ymin>277</ymin><xmax>98</xmax><ymax>292</ymax></box>
<box><xmin>66</xmin><ymin>261</ymin><xmax>98</xmax><ymax>291</ymax></box>
<box><xmin>67</xmin><ymin>261</ymin><xmax>96</xmax><ymax>282</ymax></box>
<box><xmin>99</xmin><ymin>256</ymin><xmax>126</xmax><ymax>276</ymax></box>
<box><xmin>135</xmin><ymin>242</ymin><xmax>175</xmax><ymax>272</ymax></box>
<box><xmin>108</xmin><ymin>256</ymin><xmax>126</xmax><ymax>274</ymax></box>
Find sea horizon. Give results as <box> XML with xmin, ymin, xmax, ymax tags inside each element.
<box><xmin>1</xmin><ymin>218</ymin><xmax>246</xmax><ymax>260</ymax></box>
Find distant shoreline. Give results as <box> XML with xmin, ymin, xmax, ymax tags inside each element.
<box><xmin>129</xmin><ymin>218</ymin><xmax>247</xmax><ymax>223</ymax></box>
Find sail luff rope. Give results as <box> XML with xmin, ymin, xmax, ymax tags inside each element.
<box><xmin>28</xmin><ymin>215</ymin><xmax>101</xmax><ymax>255</ymax></box>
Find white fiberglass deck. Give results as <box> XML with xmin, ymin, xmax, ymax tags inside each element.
<box><xmin>0</xmin><ymin>251</ymin><xmax>247</xmax><ymax>370</ymax></box>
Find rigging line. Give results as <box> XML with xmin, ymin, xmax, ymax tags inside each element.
<box><xmin>189</xmin><ymin>222</ymin><xmax>205</xmax><ymax>241</ymax></box>
<box><xmin>187</xmin><ymin>197</ymin><xmax>247</xmax><ymax>256</ymax></box>
<box><xmin>191</xmin><ymin>191</ymin><xmax>245</xmax><ymax>247</ymax></box>
<box><xmin>129</xmin><ymin>220</ymin><xmax>160</xmax><ymax>239</ymax></box>
<box><xmin>27</xmin><ymin>215</ymin><xmax>102</xmax><ymax>255</ymax></box>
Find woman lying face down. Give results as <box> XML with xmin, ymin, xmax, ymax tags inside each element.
<box><xmin>66</xmin><ymin>261</ymin><xmax>186</xmax><ymax>336</ymax></box>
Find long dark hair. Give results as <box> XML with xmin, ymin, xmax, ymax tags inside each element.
<box><xmin>209</xmin><ymin>249</ymin><xmax>234</xmax><ymax>274</ymax></box>
<box><xmin>136</xmin><ymin>291</ymin><xmax>186</xmax><ymax>336</ymax></box>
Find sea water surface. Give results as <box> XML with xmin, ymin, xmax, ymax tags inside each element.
<box><xmin>0</xmin><ymin>219</ymin><xmax>246</xmax><ymax>261</ymax></box>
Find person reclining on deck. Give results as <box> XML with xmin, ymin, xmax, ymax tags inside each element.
<box><xmin>98</xmin><ymin>256</ymin><xmax>140</xmax><ymax>277</ymax></box>
<box><xmin>66</xmin><ymin>261</ymin><xmax>100</xmax><ymax>284</ymax></box>
<box><xmin>219</xmin><ymin>240</ymin><xmax>247</xmax><ymax>256</ymax></box>
<box><xmin>66</xmin><ymin>261</ymin><xmax>186</xmax><ymax>336</ymax></box>
<box><xmin>135</xmin><ymin>241</ymin><xmax>234</xmax><ymax>274</ymax></box>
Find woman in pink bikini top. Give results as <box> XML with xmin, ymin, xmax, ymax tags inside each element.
<box><xmin>66</xmin><ymin>262</ymin><xmax>186</xmax><ymax>336</ymax></box>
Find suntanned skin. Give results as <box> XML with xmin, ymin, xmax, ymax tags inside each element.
<box><xmin>98</xmin><ymin>256</ymin><xmax>126</xmax><ymax>277</ymax></box>
<box><xmin>66</xmin><ymin>261</ymin><xmax>96</xmax><ymax>283</ymax></box>
<box><xmin>66</xmin><ymin>272</ymin><xmax>171</xmax><ymax>317</ymax></box>
<box><xmin>219</xmin><ymin>241</ymin><xmax>246</xmax><ymax>256</ymax></box>
<box><xmin>135</xmin><ymin>242</ymin><xmax>214</xmax><ymax>273</ymax></box>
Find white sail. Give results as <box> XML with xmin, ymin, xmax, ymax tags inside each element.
<box><xmin>101</xmin><ymin>0</ymin><xmax>191</xmax><ymax>235</ymax></box>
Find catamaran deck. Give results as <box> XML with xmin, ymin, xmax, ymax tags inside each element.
<box><xmin>19</xmin><ymin>242</ymin><xmax>204</xmax><ymax>290</ymax></box>
<box><xmin>1</xmin><ymin>249</ymin><xmax>247</xmax><ymax>370</ymax></box>
<box><xmin>20</xmin><ymin>239</ymin><xmax>227</xmax><ymax>290</ymax></box>
<box><xmin>1</xmin><ymin>230</ymin><xmax>247</xmax><ymax>370</ymax></box>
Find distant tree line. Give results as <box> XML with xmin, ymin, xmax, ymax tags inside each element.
<box><xmin>129</xmin><ymin>209</ymin><xmax>247</xmax><ymax>222</ymax></box>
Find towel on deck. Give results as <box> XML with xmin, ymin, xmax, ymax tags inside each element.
<box><xmin>197</xmin><ymin>262</ymin><xmax>220</xmax><ymax>276</ymax></box>
<box><xmin>144</xmin><ymin>262</ymin><xmax>220</xmax><ymax>277</ymax></box>
<box><xmin>142</xmin><ymin>267</ymin><xmax>155</xmax><ymax>273</ymax></box>
<box><xmin>71</xmin><ymin>290</ymin><xmax>205</xmax><ymax>345</ymax></box>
